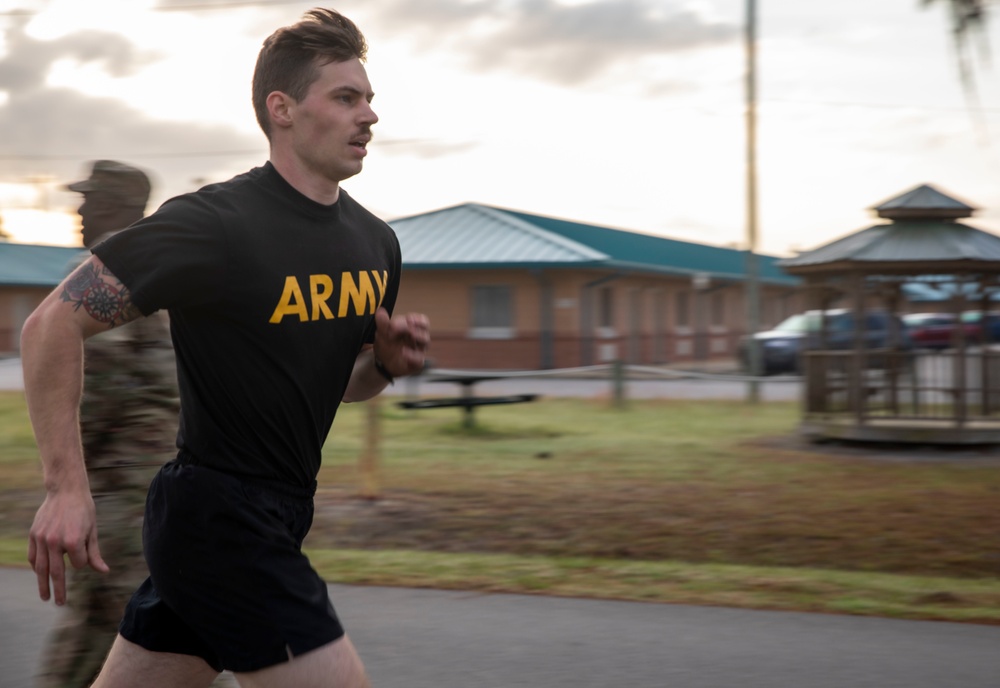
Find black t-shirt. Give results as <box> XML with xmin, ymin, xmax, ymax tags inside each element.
<box><xmin>93</xmin><ymin>163</ymin><xmax>401</xmax><ymax>488</ymax></box>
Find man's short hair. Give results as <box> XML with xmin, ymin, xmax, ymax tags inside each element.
<box><xmin>252</xmin><ymin>8</ymin><xmax>368</xmax><ymax>139</ymax></box>
<box><xmin>66</xmin><ymin>160</ymin><xmax>151</xmax><ymax>210</ymax></box>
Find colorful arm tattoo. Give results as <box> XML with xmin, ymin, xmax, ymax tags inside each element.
<box><xmin>60</xmin><ymin>261</ymin><xmax>142</xmax><ymax>327</ymax></box>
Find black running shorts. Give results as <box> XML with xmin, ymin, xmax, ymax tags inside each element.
<box><xmin>119</xmin><ymin>459</ymin><xmax>345</xmax><ymax>673</ymax></box>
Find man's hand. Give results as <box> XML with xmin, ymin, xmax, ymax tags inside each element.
<box><xmin>27</xmin><ymin>489</ymin><xmax>108</xmax><ymax>605</ymax></box>
<box><xmin>373</xmin><ymin>307</ymin><xmax>430</xmax><ymax>378</ymax></box>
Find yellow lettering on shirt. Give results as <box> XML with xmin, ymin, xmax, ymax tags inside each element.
<box><xmin>270</xmin><ymin>270</ymin><xmax>388</xmax><ymax>324</ymax></box>
<box><xmin>269</xmin><ymin>276</ymin><xmax>309</xmax><ymax>323</ymax></box>
<box><xmin>371</xmin><ymin>270</ymin><xmax>387</xmax><ymax>304</ymax></box>
<box><xmin>310</xmin><ymin>274</ymin><xmax>335</xmax><ymax>321</ymax></box>
<box><xmin>339</xmin><ymin>271</ymin><xmax>376</xmax><ymax>318</ymax></box>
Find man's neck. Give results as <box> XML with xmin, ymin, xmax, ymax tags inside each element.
<box><xmin>269</xmin><ymin>154</ymin><xmax>341</xmax><ymax>206</ymax></box>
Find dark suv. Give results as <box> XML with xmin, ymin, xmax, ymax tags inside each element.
<box><xmin>738</xmin><ymin>309</ymin><xmax>912</xmax><ymax>375</ymax></box>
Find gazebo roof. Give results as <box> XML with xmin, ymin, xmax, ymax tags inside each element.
<box><xmin>872</xmin><ymin>183</ymin><xmax>976</xmax><ymax>220</ymax></box>
<box><xmin>780</xmin><ymin>221</ymin><xmax>1000</xmax><ymax>271</ymax></box>
<box><xmin>779</xmin><ymin>184</ymin><xmax>1000</xmax><ymax>275</ymax></box>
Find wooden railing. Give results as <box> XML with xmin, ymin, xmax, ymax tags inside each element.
<box><xmin>802</xmin><ymin>348</ymin><xmax>1000</xmax><ymax>422</ymax></box>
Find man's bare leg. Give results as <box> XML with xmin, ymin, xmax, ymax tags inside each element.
<box><xmin>90</xmin><ymin>634</ymin><xmax>220</xmax><ymax>688</ymax></box>
<box><xmin>235</xmin><ymin>635</ymin><xmax>370</xmax><ymax>688</ymax></box>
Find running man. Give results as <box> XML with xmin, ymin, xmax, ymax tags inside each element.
<box><xmin>23</xmin><ymin>8</ymin><xmax>429</xmax><ymax>687</ymax></box>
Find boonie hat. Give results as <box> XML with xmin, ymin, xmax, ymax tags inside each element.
<box><xmin>66</xmin><ymin>160</ymin><xmax>151</xmax><ymax>209</ymax></box>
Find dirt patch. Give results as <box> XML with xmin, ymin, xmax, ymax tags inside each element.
<box><xmin>6</xmin><ymin>433</ymin><xmax>999</xmax><ymax>581</ymax></box>
<box><xmin>304</xmin><ymin>472</ymin><xmax>1000</xmax><ymax>580</ymax></box>
<box><xmin>749</xmin><ymin>433</ymin><xmax>1000</xmax><ymax>465</ymax></box>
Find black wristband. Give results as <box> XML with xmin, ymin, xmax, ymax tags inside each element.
<box><xmin>373</xmin><ymin>357</ymin><xmax>395</xmax><ymax>384</ymax></box>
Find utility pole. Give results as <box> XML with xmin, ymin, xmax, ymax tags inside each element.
<box><xmin>744</xmin><ymin>0</ymin><xmax>762</xmax><ymax>403</ymax></box>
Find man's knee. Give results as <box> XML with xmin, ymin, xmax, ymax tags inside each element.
<box><xmin>91</xmin><ymin>635</ymin><xmax>219</xmax><ymax>688</ymax></box>
<box><xmin>235</xmin><ymin>635</ymin><xmax>369</xmax><ymax>688</ymax></box>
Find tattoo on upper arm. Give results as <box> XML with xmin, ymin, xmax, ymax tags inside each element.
<box><xmin>60</xmin><ymin>261</ymin><xmax>142</xmax><ymax>327</ymax></box>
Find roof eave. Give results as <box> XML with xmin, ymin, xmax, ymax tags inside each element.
<box><xmin>783</xmin><ymin>259</ymin><xmax>1000</xmax><ymax>276</ymax></box>
<box><xmin>403</xmin><ymin>260</ymin><xmax>611</xmax><ymax>271</ymax></box>
<box><xmin>404</xmin><ymin>259</ymin><xmax>800</xmax><ymax>285</ymax></box>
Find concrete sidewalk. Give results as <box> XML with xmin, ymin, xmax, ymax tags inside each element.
<box><xmin>4</xmin><ymin>567</ymin><xmax>999</xmax><ymax>688</ymax></box>
<box><xmin>0</xmin><ymin>356</ymin><xmax>802</xmax><ymax>401</ymax></box>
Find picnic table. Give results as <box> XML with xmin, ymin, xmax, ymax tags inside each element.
<box><xmin>397</xmin><ymin>372</ymin><xmax>538</xmax><ymax>427</ymax></box>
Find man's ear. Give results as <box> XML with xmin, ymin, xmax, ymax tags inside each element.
<box><xmin>266</xmin><ymin>91</ymin><xmax>294</xmax><ymax>129</ymax></box>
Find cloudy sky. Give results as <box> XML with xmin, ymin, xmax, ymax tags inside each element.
<box><xmin>2</xmin><ymin>0</ymin><xmax>1000</xmax><ymax>256</ymax></box>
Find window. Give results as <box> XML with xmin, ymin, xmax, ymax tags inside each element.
<box><xmin>711</xmin><ymin>292</ymin><xmax>725</xmax><ymax>327</ymax></box>
<box><xmin>597</xmin><ymin>286</ymin><xmax>615</xmax><ymax>330</ymax></box>
<box><xmin>470</xmin><ymin>285</ymin><xmax>513</xmax><ymax>338</ymax></box>
<box><xmin>675</xmin><ymin>291</ymin><xmax>690</xmax><ymax>328</ymax></box>
<box><xmin>770</xmin><ymin>298</ymin><xmax>786</xmax><ymax>326</ymax></box>
<box><xmin>653</xmin><ymin>290</ymin><xmax>668</xmax><ymax>362</ymax></box>
<box><xmin>654</xmin><ymin>290</ymin><xmax>668</xmax><ymax>334</ymax></box>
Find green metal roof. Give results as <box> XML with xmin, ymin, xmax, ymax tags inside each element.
<box><xmin>498</xmin><ymin>207</ymin><xmax>795</xmax><ymax>283</ymax></box>
<box><xmin>0</xmin><ymin>242</ymin><xmax>82</xmax><ymax>287</ymax></box>
<box><xmin>390</xmin><ymin>204</ymin><xmax>609</xmax><ymax>268</ymax></box>
<box><xmin>782</xmin><ymin>183</ymin><xmax>1000</xmax><ymax>274</ymax></box>
<box><xmin>872</xmin><ymin>183</ymin><xmax>976</xmax><ymax>220</ymax></box>
<box><xmin>779</xmin><ymin>220</ymin><xmax>1000</xmax><ymax>270</ymax></box>
<box><xmin>5</xmin><ymin>203</ymin><xmax>803</xmax><ymax>290</ymax></box>
<box><xmin>392</xmin><ymin>203</ymin><xmax>798</xmax><ymax>286</ymax></box>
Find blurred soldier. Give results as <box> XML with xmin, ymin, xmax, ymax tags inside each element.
<box><xmin>36</xmin><ymin>160</ymin><xmax>180</xmax><ymax>688</ymax></box>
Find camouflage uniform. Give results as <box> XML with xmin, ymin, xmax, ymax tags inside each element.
<box><xmin>36</xmin><ymin>161</ymin><xmax>184</xmax><ymax>687</ymax></box>
<box><xmin>36</xmin><ymin>281</ymin><xmax>180</xmax><ymax>688</ymax></box>
<box><xmin>38</xmin><ymin>161</ymin><xmax>239</xmax><ymax>688</ymax></box>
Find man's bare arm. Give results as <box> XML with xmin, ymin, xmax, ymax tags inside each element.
<box><xmin>57</xmin><ymin>258</ymin><xmax>143</xmax><ymax>327</ymax></box>
<box><xmin>23</xmin><ymin>255</ymin><xmax>144</xmax><ymax>605</ymax></box>
<box><xmin>343</xmin><ymin>308</ymin><xmax>429</xmax><ymax>403</ymax></box>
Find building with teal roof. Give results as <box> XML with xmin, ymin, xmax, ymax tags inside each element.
<box><xmin>0</xmin><ymin>205</ymin><xmax>804</xmax><ymax>368</ymax></box>
<box><xmin>0</xmin><ymin>242</ymin><xmax>82</xmax><ymax>353</ymax></box>
<box><xmin>390</xmin><ymin>203</ymin><xmax>802</xmax><ymax>369</ymax></box>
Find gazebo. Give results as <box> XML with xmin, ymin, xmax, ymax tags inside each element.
<box><xmin>778</xmin><ymin>183</ymin><xmax>1000</xmax><ymax>444</ymax></box>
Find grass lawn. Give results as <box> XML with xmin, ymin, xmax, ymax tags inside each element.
<box><xmin>2</xmin><ymin>391</ymin><xmax>998</xmax><ymax>624</ymax></box>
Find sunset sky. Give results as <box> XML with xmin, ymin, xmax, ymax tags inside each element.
<box><xmin>2</xmin><ymin>0</ymin><xmax>1000</xmax><ymax>256</ymax></box>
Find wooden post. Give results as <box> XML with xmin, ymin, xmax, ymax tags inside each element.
<box><xmin>744</xmin><ymin>0</ymin><xmax>761</xmax><ymax>405</ymax></box>
<box><xmin>851</xmin><ymin>273</ymin><xmax>865</xmax><ymax>425</ymax></box>
<box><xmin>461</xmin><ymin>383</ymin><xmax>476</xmax><ymax>429</ymax></box>
<box><xmin>952</xmin><ymin>290</ymin><xmax>967</xmax><ymax>426</ymax></box>
<box><xmin>886</xmin><ymin>283</ymin><xmax>900</xmax><ymax>415</ymax></box>
<box><xmin>612</xmin><ymin>358</ymin><xmax>626</xmax><ymax>408</ymax></box>
<box><xmin>360</xmin><ymin>396</ymin><xmax>381</xmax><ymax>500</ymax></box>
<box><xmin>979</xmin><ymin>289</ymin><xmax>992</xmax><ymax>415</ymax></box>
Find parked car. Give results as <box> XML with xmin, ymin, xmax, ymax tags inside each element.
<box><xmin>903</xmin><ymin>312</ymin><xmax>965</xmax><ymax>350</ymax></box>
<box><xmin>738</xmin><ymin>309</ymin><xmax>912</xmax><ymax>375</ymax></box>
<box><xmin>903</xmin><ymin>311</ymin><xmax>1000</xmax><ymax>350</ymax></box>
<box><xmin>960</xmin><ymin>310</ymin><xmax>1000</xmax><ymax>343</ymax></box>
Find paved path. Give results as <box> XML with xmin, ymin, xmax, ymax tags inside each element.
<box><xmin>3</xmin><ymin>568</ymin><xmax>999</xmax><ymax>688</ymax></box>
<box><xmin>396</xmin><ymin>373</ymin><xmax>801</xmax><ymax>402</ymax></box>
<box><xmin>0</xmin><ymin>358</ymin><xmax>22</xmax><ymax>392</ymax></box>
<box><xmin>0</xmin><ymin>356</ymin><xmax>802</xmax><ymax>401</ymax></box>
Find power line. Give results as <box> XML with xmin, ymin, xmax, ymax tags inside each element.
<box><xmin>766</xmin><ymin>97</ymin><xmax>1000</xmax><ymax>114</ymax></box>
<box><xmin>157</xmin><ymin>0</ymin><xmax>309</xmax><ymax>11</ymax></box>
<box><xmin>0</xmin><ymin>0</ymin><xmax>308</xmax><ymax>16</ymax></box>
<box><xmin>0</xmin><ymin>150</ymin><xmax>265</xmax><ymax>161</ymax></box>
<box><xmin>0</xmin><ymin>138</ymin><xmax>434</xmax><ymax>163</ymax></box>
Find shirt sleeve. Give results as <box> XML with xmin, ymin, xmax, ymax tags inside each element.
<box><xmin>363</xmin><ymin>231</ymin><xmax>401</xmax><ymax>344</ymax></box>
<box><xmin>92</xmin><ymin>194</ymin><xmax>228</xmax><ymax>316</ymax></box>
